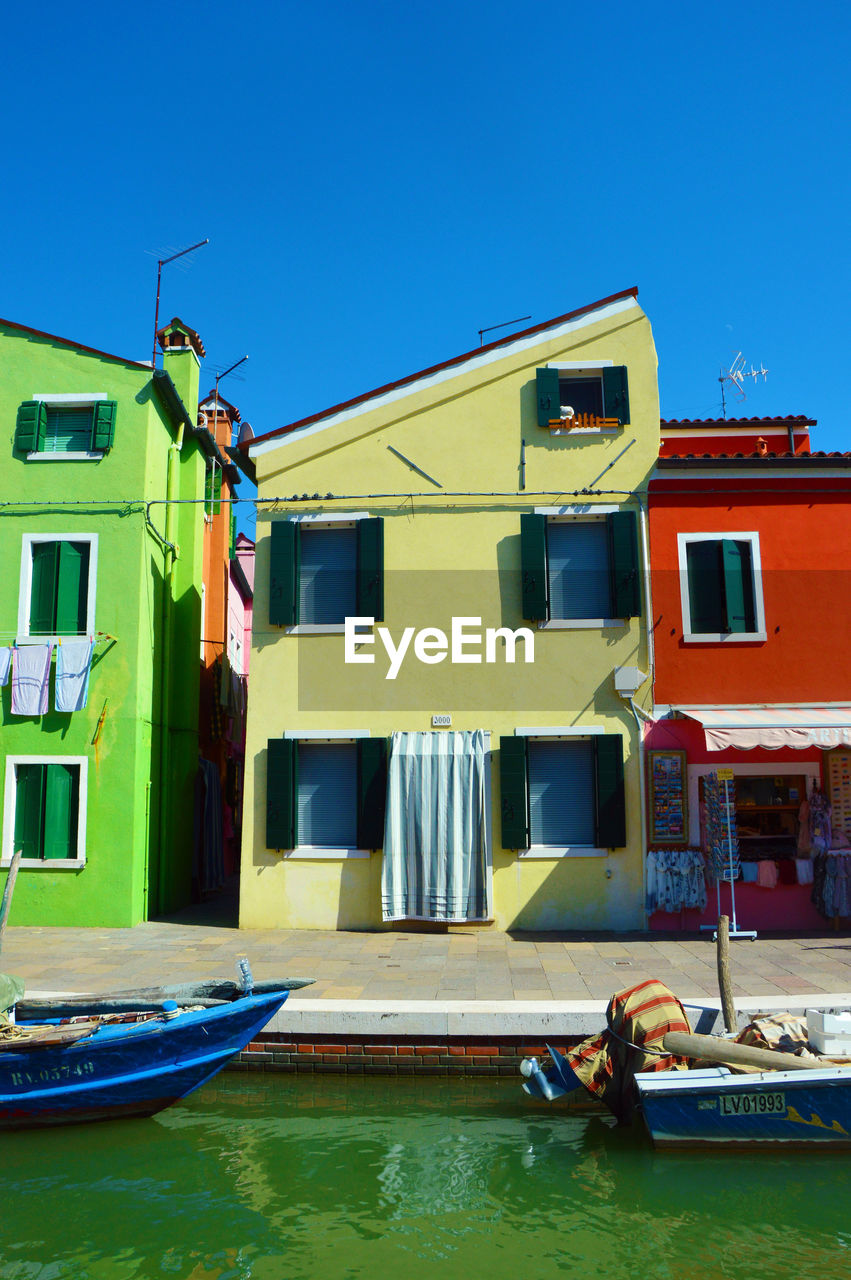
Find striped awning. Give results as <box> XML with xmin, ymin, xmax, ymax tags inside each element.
<box><xmin>674</xmin><ymin>706</ymin><xmax>851</xmax><ymax>751</ymax></box>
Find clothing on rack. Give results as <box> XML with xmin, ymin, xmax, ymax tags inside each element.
<box><xmin>0</xmin><ymin>647</ymin><xmax>11</xmax><ymax>687</ymax></box>
<box><xmin>795</xmin><ymin>858</ymin><xmax>814</xmax><ymax>885</ymax></box>
<box><xmin>811</xmin><ymin>852</ymin><xmax>851</xmax><ymax>920</ymax></box>
<box><xmin>55</xmin><ymin>638</ymin><xmax>94</xmax><ymax>712</ymax></box>
<box><xmin>797</xmin><ymin>799</ymin><xmax>811</xmax><ymax>855</ymax></box>
<box><xmin>11</xmin><ymin>644</ymin><xmax>53</xmax><ymax>716</ymax></box>
<box><xmin>756</xmin><ymin>860</ymin><xmax>778</xmax><ymax>889</ymax></box>
<box><xmin>809</xmin><ymin>790</ymin><xmax>833</xmax><ymax>856</ymax></box>
<box><xmin>645</xmin><ymin>849</ymin><xmax>707</xmax><ymax>914</ymax></box>
<box><xmin>741</xmin><ymin>862</ymin><xmax>759</xmax><ymax>883</ymax></box>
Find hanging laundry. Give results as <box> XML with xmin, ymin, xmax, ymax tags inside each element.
<box><xmin>756</xmin><ymin>861</ymin><xmax>778</xmax><ymax>889</ymax></box>
<box><xmin>795</xmin><ymin>858</ymin><xmax>814</xmax><ymax>885</ymax></box>
<box><xmin>0</xmin><ymin>647</ymin><xmax>11</xmax><ymax>687</ymax></box>
<box><xmin>740</xmin><ymin>862</ymin><xmax>759</xmax><ymax>883</ymax></box>
<box><xmin>55</xmin><ymin>638</ymin><xmax>94</xmax><ymax>712</ymax></box>
<box><xmin>11</xmin><ymin>644</ymin><xmax>53</xmax><ymax>716</ymax></box>
<box><xmin>645</xmin><ymin>849</ymin><xmax>707</xmax><ymax>913</ymax></box>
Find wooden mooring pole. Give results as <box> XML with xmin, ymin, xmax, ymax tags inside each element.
<box><xmin>716</xmin><ymin>913</ymin><xmax>737</xmax><ymax>1033</ymax></box>
<box><xmin>0</xmin><ymin>848</ymin><xmax>22</xmax><ymax>955</ymax></box>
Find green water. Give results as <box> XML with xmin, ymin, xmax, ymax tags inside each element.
<box><xmin>2</xmin><ymin>1073</ymin><xmax>849</xmax><ymax>1280</ymax></box>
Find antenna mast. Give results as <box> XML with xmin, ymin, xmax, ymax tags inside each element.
<box><xmin>718</xmin><ymin>352</ymin><xmax>768</xmax><ymax>419</ymax></box>
<box><xmin>151</xmin><ymin>238</ymin><xmax>209</xmax><ymax>368</ymax></box>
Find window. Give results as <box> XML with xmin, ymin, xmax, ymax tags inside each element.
<box><xmin>2</xmin><ymin>757</ymin><xmax>87</xmax><ymax>866</ymax></box>
<box><xmin>18</xmin><ymin>535</ymin><xmax>98</xmax><ymax>640</ymax></box>
<box><xmin>677</xmin><ymin>532</ymin><xmax>765</xmax><ymax>642</ymax></box>
<box><xmin>266</xmin><ymin>736</ymin><xmax>387</xmax><ymax>855</ymax></box>
<box><xmin>14</xmin><ymin>398</ymin><xmax>117</xmax><ymax>457</ymax></box>
<box><xmin>536</xmin><ymin>366</ymin><xmax>629</xmax><ymax>429</ymax></box>
<box><xmin>269</xmin><ymin>515</ymin><xmax>384</xmax><ymax>630</ymax></box>
<box><xmin>520</xmin><ymin>509</ymin><xmax>640</xmax><ymax>624</ymax></box>
<box><xmin>500</xmin><ymin>732</ymin><xmax>625</xmax><ymax>854</ymax></box>
<box><xmin>204</xmin><ymin>461</ymin><xmax>223</xmax><ymax>519</ymax></box>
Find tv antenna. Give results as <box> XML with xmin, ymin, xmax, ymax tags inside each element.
<box><xmin>718</xmin><ymin>352</ymin><xmax>768</xmax><ymax>419</ymax></box>
<box><xmin>150</xmin><ymin>238</ymin><xmax>209</xmax><ymax>368</ymax></box>
<box><xmin>478</xmin><ymin>315</ymin><xmax>531</xmax><ymax>346</ymax></box>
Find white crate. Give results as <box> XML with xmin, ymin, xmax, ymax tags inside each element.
<box><xmin>807</xmin><ymin>1009</ymin><xmax>851</xmax><ymax>1054</ymax></box>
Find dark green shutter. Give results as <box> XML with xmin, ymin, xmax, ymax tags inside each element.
<box><xmin>356</xmin><ymin>517</ymin><xmax>384</xmax><ymax>621</ymax></box>
<box><xmin>602</xmin><ymin>366</ymin><xmax>630</xmax><ymax>425</ymax></box>
<box><xmin>607</xmin><ymin>510</ymin><xmax>641</xmax><ymax>618</ymax></box>
<box><xmin>30</xmin><ymin>543</ymin><xmax>60</xmax><ymax>635</ymax></box>
<box><xmin>594</xmin><ymin>735</ymin><xmax>626</xmax><ymax>848</ymax></box>
<box><xmin>500</xmin><ymin>735</ymin><xmax>529</xmax><ymax>849</ymax></box>
<box><xmin>721</xmin><ymin>539</ymin><xmax>756</xmax><ymax>633</ymax></box>
<box><xmin>357</xmin><ymin>738</ymin><xmax>388</xmax><ymax>849</ymax></box>
<box><xmin>92</xmin><ymin>401</ymin><xmax>117</xmax><ymax>451</ymax></box>
<box><xmin>520</xmin><ymin>513</ymin><xmax>548</xmax><ymax>621</ymax></box>
<box><xmin>266</xmin><ymin>738</ymin><xmax>297</xmax><ymax>849</ymax></box>
<box><xmin>14</xmin><ymin>765</ymin><xmax>45</xmax><ymax>859</ymax></box>
<box><xmin>43</xmin><ymin>764</ymin><xmax>79</xmax><ymax>860</ymax></box>
<box><xmin>685</xmin><ymin>541</ymin><xmax>725</xmax><ymax>634</ymax></box>
<box><xmin>536</xmin><ymin>368</ymin><xmax>561</xmax><ymax>427</ymax></box>
<box><xmin>269</xmin><ymin>521</ymin><xmax>299</xmax><ymax>626</ymax></box>
<box><xmin>205</xmin><ymin>464</ymin><xmax>222</xmax><ymax>516</ymax></box>
<box><xmin>55</xmin><ymin>542</ymin><xmax>90</xmax><ymax>634</ymax></box>
<box><xmin>15</xmin><ymin>401</ymin><xmax>47</xmax><ymax>453</ymax></box>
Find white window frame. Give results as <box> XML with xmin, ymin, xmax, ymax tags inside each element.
<box><xmin>285</xmin><ymin>513</ymin><xmax>370</xmax><ymax>636</ymax></box>
<box><xmin>515</xmin><ymin>727</ymin><xmax>609</xmax><ymax>859</ymax></box>
<box><xmin>534</xmin><ymin>504</ymin><xmax>627</xmax><ymax>630</ymax></box>
<box><xmin>545</xmin><ymin>361</ymin><xmax>619</xmax><ymax>435</ymax></box>
<box><xmin>26</xmin><ymin>394</ymin><xmax>108</xmax><ymax>462</ymax></box>
<box><xmin>17</xmin><ymin>533</ymin><xmax>98</xmax><ymax>645</ymax></box>
<box><xmin>677</xmin><ymin>531</ymin><xmax>767</xmax><ymax>644</ymax></box>
<box><xmin>284</xmin><ymin>735</ymin><xmax>370</xmax><ymax>860</ymax></box>
<box><xmin>2</xmin><ymin>755</ymin><xmax>88</xmax><ymax>869</ymax></box>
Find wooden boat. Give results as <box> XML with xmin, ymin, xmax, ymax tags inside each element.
<box><xmin>0</xmin><ymin>976</ymin><xmax>312</xmax><ymax>1130</ymax></box>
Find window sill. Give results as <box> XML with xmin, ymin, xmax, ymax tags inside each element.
<box><xmin>538</xmin><ymin>618</ymin><xmax>627</xmax><ymax>630</ymax></box>
<box><xmin>0</xmin><ymin>858</ymin><xmax>85</xmax><ymax>870</ymax></box>
<box><xmin>284</xmin><ymin>624</ymin><xmax>347</xmax><ymax>635</ymax></box>
<box><xmin>25</xmin><ymin>452</ymin><xmax>103</xmax><ymax>462</ymax></box>
<box><xmin>281</xmin><ymin>846</ymin><xmax>371</xmax><ymax>860</ymax></box>
<box><xmin>520</xmin><ymin>846</ymin><xmax>609</xmax><ymax>859</ymax></box>
<box><xmin>682</xmin><ymin>632</ymin><xmax>767</xmax><ymax>644</ymax></box>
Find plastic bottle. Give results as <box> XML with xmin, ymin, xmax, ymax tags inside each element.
<box><xmin>237</xmin><ymin>956</ymin><xmax>254</xmax><ymax>995</ymax></box>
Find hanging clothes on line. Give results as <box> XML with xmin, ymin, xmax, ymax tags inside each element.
<box><xmin>0</xmin><ymin>647</ymin><xmax>11</xmax><ymax>687</ymax></box>
<box><xmin>55</xmin><ymin>638</ymin><xmax>94</xmax><ymax>712</ymax></box>
<box><xmin>11</xmin><ymin>644</ymin><xmax>53</xmax><ymax>716</ymax></box>
<box><xmin>645</xmin><ymin>849</ymin><xmax>707</xmax><ymax>914</ymax></box>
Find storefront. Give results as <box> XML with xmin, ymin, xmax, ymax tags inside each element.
<box><xmin>643</xmin><ymin>709</ymin><xmax>851</xmax><ymax>932</ymax></box>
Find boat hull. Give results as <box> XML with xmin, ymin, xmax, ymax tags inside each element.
<box><xmin>0</xmin><ymin>990</ymin><xmax>289</xmax><ymax>1130</ymax></box>
<box><xmin>636</xmin><ymin>1065</ymin><xmax>851</xmax><ymax>1149</ymax></box>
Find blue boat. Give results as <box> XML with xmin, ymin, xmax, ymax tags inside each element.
<box><xmin>635</xmin><ymin>1062</ymin><xmax>851</xmax><ymax>1149</ymax></box>
<box><xmin>0</xmin><ymin>978</ymin><xmax>307</xmax><ymax>1130</ymax></box>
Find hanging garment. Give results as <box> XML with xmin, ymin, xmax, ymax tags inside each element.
<box><xmin>11</xmin><ymin>644</ymin><xmax>53</xmax><ymax>716</ymax></box>
<box><xmin>795</xmin><ymin>858</ymin><xmax>814</xmax><ymax>885</ymax></box>
<box><xmin>0</xmin><ymin>647</ymin><xmax>11</xmax><ymax>687</ymax></box>
<box><xmin>741</xmin><ymin>862</ymin><xmax>760</xmax><ymax>883</ymax></box>
<box><xmin>834</xmin><ymin>854</ymin><xmax>851</xmax><ymax>918</ymax></box>
<box><xmin>777</xmin><ymin>859</ymin><xmax>797</xmax><ymax>885</ymax></box>
<box><xmin>797</xmin><ymin>799</ymin><xmax>811</xmax><ymax>855</ymax></box>
<box><xmin>756</xmin><ymin>860</ymin><xmax>779</xmax><ymax>889</ymax></box>
<box><xmin>382</xmin><ymin>730</ymin><xmax>488</xmax><ymax>922</ymax></box>
<box><xmin>645</xmin><ymin>849</ymin><xmax>707</xmax><ymax>913</ymax></box>
<box><xmin>809</xmin><ymin>791</ymin><xmax>833</xmax><ymax>855</ymax></box>
<box><xmin>55</xmin><ymin>638</ymin><xmax>94</xmax><ymax>712</ymax></box>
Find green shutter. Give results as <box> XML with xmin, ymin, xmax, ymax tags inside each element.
<box><xmin>594</xmin><ymin>735</ymin><xmax>626</xmax><ymax>848</ymax></box>
<box><xmin>607</xmin><ymin>510</ymin><xmax>641</xmax><ymax>618</ymax></box>
<box><xmin>15</xmin><ymin>401</ymin><xmax>47</xmax><ymax>453</ymax></box>
<box><xmin>55</xmin><ymin>542</ymin><xmax>90</xmax><ymax>635</ymax></box>
<box><xmin>721</xmin><ymin>539</ymin><xmax>756</xmax><ymax>633</ymax></box>
<box><xmin>602</xmin><ymin>366</ymin><xmax>630</xmax><ymax>425</ymax></box>
<box><xmin>205</xmin><ymin>464</ymin><xmax>222</xmax><ymax>516</ymax></box>
<box><xmin>92</xmin><ymin>401</ymin><xmax>117</xmax><ymax>451</ymax></box>
<box><xmin>356</xmin><ymin>517</ymin><xmax>384</xmax><ymax>621</ymax></box>
<box><xmin>269</xmin><ymin>521</ymin><xmax>299</xmax><ymax>626</ymax></box>
<box><xmin>357</xmin><ymin>737</ymin><xmax>388</xmax><ymax>849</ymax></box>
<box><xmin>685</xmin><ymin>541</ymin><xmax>725</xmax><ymax>634</ymax></box>
<box><xmin>500</xmin><ymin>735</ymin><xmax>529</xmax><ymax>849</ymax></box>
<box><xmin>30</xmin><ymin>542</ymin><xmax>60</xmax><ymax>635</ymax></box>
<box><xmin>536</xmin><ymin>368</ymin><xmax>561</xmax><ymax>427</ymax></box>
<box><xmin>520</xmin><ymin>513</ymin><xmax>548</xmax><ymax>621</ymax></box>
<box><xmin>43</xmin><ymin>764</ymin><xmax>79</xmax><ymax>860</ymax></box>
<box><xmin>266</xmin><ymin>738</ymin><xmax>297</xmax><ymax>849</ymax></box>
<box><xmin>14</xmin><ymin>764</ymin><xmax>46</xmax><ymax>859</ymax></box>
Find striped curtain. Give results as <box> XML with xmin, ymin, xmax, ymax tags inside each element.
<box><xmin>382</xmin><ymin>730</ymin><xmax>488</xmax><ymax>922</ymax></box>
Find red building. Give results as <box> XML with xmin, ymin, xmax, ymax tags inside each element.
<box><xmin>646</xmin><ymin>417</ymin><xmax>851</xmax><ymax>932</ymax></box>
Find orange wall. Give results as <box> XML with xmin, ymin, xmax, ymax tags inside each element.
<box><xmin>649</xmin><ymin>477</ymin><xmax>851</xmax><ymax>705</ymax></box>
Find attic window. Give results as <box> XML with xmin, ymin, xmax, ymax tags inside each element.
<box><xmin>535</xmin><ymin>366</ymin><xmax>629</xmax><ymax>432</ymax></box>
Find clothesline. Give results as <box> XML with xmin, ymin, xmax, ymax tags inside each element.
<box><xmin>0</xmin><ymin>632</ymin><xmax>117</xmax><ymax>645</ymax></box>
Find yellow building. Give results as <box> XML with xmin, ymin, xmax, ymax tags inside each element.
<box><xmin>240</xmin><ymin>287</ymin><xmax>659</xmax><ymax>932</ymax></box>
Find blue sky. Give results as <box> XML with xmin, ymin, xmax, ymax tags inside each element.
<box><xmin>4</xmin><ymin>3</ymin><xmax>848</xmax><ymax>534</ymax></box>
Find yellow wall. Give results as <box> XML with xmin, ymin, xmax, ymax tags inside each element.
<box><xmin>241</xmin><ymin>298</ymin><xmax>659</xmax><ymax>931</ymax></box>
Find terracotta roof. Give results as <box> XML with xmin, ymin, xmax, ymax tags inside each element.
<box><xmin>661</xmin><ymin>415</ymin><xmax>816</xmax><ymax>428</ymax></box>
<box><xmin>200</xmin><ymin>390</ymin><xmax>241</xmax><ymax>423</ymax></box>
<box><xmin>658</xmin><ymin>450</ymin><xmax>851</xmax><ymax>465</ymax></box>
<box><xmin>246</xmin><ymin>286</ymin><xmax>640</xmax><ymax>451</ymax></box>
<box><xmin>157</xmin><ymin>316</ymin><xmax>206</xmax><ymax>359</ymax></box>
<box><xmin>0</xmin><ymin>315</ymin><xmax>151</xmax><ymax>369</ymax></box>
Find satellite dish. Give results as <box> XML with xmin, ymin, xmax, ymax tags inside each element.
<box><xmin>237</xmin><ymin>422</ymin><xmax>254</xmax><ymax>446</ymax></box>
<box><xmin>196</xmin><ymin>410</ymin><xmax>208</xmax><ymax>428</ymax></box>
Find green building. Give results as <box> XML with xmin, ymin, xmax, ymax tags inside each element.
<box><xmin>0</xmin><ymin>315</ymin><xmax>226</xmax><ymax>925</ymax></box>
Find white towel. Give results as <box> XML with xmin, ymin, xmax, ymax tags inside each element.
<box><xmin>55</xmin><ymin>639</ymin><xmax>94</xmax><ymax>712</ymax></box>
<box><xmin>11</xmin><ymin>644</ymin><xmax>53</xmax><ymax>716</ymax></box>
<box><xmin>0</xmin><ymin>647</ymin><xmax>11</xmax><ymax>687</ymax></box>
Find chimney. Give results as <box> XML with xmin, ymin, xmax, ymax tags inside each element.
<box><xmin>157</xmin><ymin>317</ymin><xmax>203</xmax><ymax>418</ymax></box>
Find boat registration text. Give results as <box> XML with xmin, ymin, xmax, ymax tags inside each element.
<box><xmin>720</xmin><ymin>1091</ymin><xmax>786</xmax><ymax>1117</ymax></box>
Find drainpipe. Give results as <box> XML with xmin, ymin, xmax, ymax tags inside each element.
<box><xmin>155</xmin><ymin>422</ymin><xmax>184</xmax><ymax>914</ymax></box>
<box><xmin>635</xmin><ymin>494</ymin><xmax>655</xmax><ymax>928</ymax></box>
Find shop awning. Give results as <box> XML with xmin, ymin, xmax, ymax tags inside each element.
<box><xmin>674</xmin><ymin>706</ymin><xmax>851</xmax><ymax>752</ymax></box>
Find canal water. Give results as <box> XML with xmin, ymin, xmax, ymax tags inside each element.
<box><xmin>2</xmin><ymin>1073</ymin><xmax>849</xmax><ymax>1280</ymax></box>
